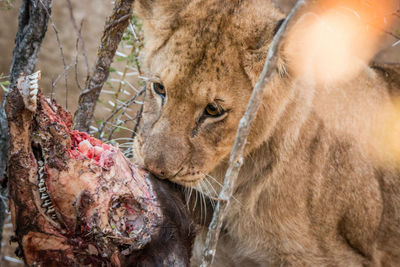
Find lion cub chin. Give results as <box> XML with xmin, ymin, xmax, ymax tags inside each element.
<box><xmin>133</xmin><ymin>0</ymin><xmax>400</xmax><ymax>265</ymax></box>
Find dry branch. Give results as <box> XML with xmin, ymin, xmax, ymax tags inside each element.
<box><xmin>39</xmin><ymin>0</ymin><xmax>70</xmax><ymax>108</ymax></box>
<box><xmin>200</xmin><ymin>1</ymin><xmax>307</xmax><ymax>266</ymax></box>
<box><xmin>73</xmin><ymin>0</ymin><xmax>135</xmax><ymax>132</ymax></box>
<box><xmin>0</xmin><ymin>0</ymin><xmax>53</xmax><ymax>251</ymax></box>
<box><xmin>66</xmin><ymin>0</ymin><xmax>90</xmax><ymax>80</ymax></box>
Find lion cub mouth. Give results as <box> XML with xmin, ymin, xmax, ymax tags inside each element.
<box><xmin>170</xmin><ymin>174</ymin><xmax>203</xmax><ymax>187</ymax></box>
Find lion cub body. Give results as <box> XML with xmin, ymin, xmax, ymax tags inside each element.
<box><xmin>133</xmin><ymin>0</ymin><xmax>400</xmax><ymax>265</ymax></box>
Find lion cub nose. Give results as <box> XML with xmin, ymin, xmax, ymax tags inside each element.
<box><xmin>145</xmin><ymin>158</ymin><xmax>169</xmax><ymax>179</ymax></box>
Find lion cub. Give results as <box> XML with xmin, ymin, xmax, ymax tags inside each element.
<box><xmin>133</xmin><ymin>0</ymin><xmax>400</xmax><ymax>265</ymax></box>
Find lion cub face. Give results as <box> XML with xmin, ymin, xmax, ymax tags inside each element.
<box><xmin>133</xmin><ymin>0</ymin><xmax>282</xmax><ymax>186</ymax></box>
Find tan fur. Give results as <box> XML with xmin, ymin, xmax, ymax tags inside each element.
<box><xmin>133</xmin><ymin>0</ymin><xmax>400</xmax><ymax>265</ymax></box>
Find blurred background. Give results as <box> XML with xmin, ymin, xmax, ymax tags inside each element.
<box><xmin>0</xmin><ymin>0</ymin><xmax>399</xmax><ymax>265</ymax></box>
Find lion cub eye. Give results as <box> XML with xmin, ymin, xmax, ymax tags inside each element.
<box><xmin>152</xmin><ymin>82</ymin><xmax>166</xmax><ymax>98</ymax></box>
<box><xmin>204</xmin><ymin>102</ymin><xmax>224</xmax><ymax>117</ymax></box>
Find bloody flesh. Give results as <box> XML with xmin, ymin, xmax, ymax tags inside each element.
<box><xmin>5</xmin><ymin>73</ymin><xmax>194</xmax><ymax>266</ymax></box>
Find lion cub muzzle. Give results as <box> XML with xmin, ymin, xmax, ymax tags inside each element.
<box><xmin>142</xmin><ymin>129</ymin><xmax>189</xmax><ymax>179</ymax></box>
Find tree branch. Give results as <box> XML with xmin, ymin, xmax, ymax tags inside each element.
<box><xmin>200</xmin><ymin>1</ymin><xmax>307</xmax><ymax>266</ymax></box>
<box><xmin>66</xmin><ymin>0</ymin><xmax>90</xmax><ymax>80</ymax></box>
<box><xmin>0</xmin><ymin>0</ymin><xmax>52</xmax><ymax>252</ymax></box>
<box><xmin>73</xmin><ymin>0</ymin><xmax>135</xmax><ymax>132</ymax></box>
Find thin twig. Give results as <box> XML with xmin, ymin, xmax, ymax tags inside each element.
<box><xmin>112</xmin><ymin>21</ymin><xmax>144</xmax><ymax>108</ymax></box>
<box><xmin>128</xmin><ymin>21</ymin><xmax>144</xmax><ymax>76</ymax></box>
<box><xmin>39</xmin><ymin>0</ymin><xmax>69</xmax><ymax>109</ymax></box>
<box><xmin>73</xmin><ymin>0</ymin><xmax>135</xmax><ymax>132</ymax></box>
<box><xmin>131</xmin><ymin>98</ymin><xmax>144</xmax><ymax>139</ymax></box>
<box><xmin>51</xmin><ymin>60</ymin><xmax>76</xmax><ymax>88</ymax></box>
<box><xmin>66</xmin><ymin>0</ymin><xmax>90</xmax><ymax>79</ymax></box>
<box><xmin>382</xmin><ymin>29</ymin><xmax>400</xmax><ymax>40</ymax></box>
<box><xmin>74</xmin><ymin>27</ymin><xmax>83</xmax><ymax>90</ymax></box>
<box><xmin>107</xmin><ymin>116</ymin><xmax>138</xmax><ymax>141</ymax></box>
<box><xmin>50</xmin><ymin>78</ymin><xmax>55</xmax><ymax>101</ymax></box>
<box><xmin>200</xmin><ymin>1</ymin><xmax>307</xmax><ymax>266</ymax></box>
<box><xmin>113</xmin><ymin>45</ymin><xmax>136</xmax><ymax>109</ymax></box>
<box><xmin>98</xmin><ymin>86</ymin><xmax>145</xmax><ymax>138</ymax></box>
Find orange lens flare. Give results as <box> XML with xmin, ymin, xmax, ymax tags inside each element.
<box><xmin>283</xmin><ymin>0</ymin><xmax>399</xmax><ymax>163</ymax></box>
<box><xmin>284</xmin><ymin>0</ymin><xmax>397</xmax><ymax>84</ymax></box>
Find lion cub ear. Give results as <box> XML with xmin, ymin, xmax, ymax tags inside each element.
<box><xmin>235</xmin><ymin>1</ymin><xmax>287</xmax><ymax>86</ymax></box>
<box><xmin>241</xmin><ymin>19</ymin><xmax>288</xmax><ymax>86</ymax></box>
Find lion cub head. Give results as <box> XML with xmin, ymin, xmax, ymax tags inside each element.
<box><xmin>133</xmin><ymin>0</ymin><xmax>284</xmax><ymax>187</ymax></box>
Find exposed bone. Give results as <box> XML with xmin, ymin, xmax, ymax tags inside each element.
<box><xmin>16</xmin><ymin>71</ymin><xmax>41</xmax><ymax>112</ymax></box>
<box><xmin>29</xmin><ymin>89</ymin><xmax>38</xmax><ymax>96</ymax></box>
<box><xmin>40</xmin><ymin>193</ymin><xmax>49</xmax><ymax>200</ymax></box>
<box><xmin>30</xmin><ymin>95</ymin><xmax>37</xmax><ymax>104</ymax></box>
<box><xmin>42</xmin><ymin>201</ymin><xmax>52</xmax><ymax>208</ymax></box>
<box><xmin>29</xmin><ymin>83</ymin><xmax>38</xmax><ymax>90</ymax></box>
<box><xmin>28</xmin><ymin>70</ymin><xmax>41</xmax><ymax>80</ymax></box>
<box><xmin>46</xmin><ymin>207</ymin><xmax>55</xmax><ymax>214</ymax></box>
<box><xmin>38</xmin><ymin>187</ymin><xmax>47</xmax><ymax>193</ymax></box>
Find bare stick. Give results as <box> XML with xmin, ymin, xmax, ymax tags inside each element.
<box><xmin>66</xmin><ymin>0</ymin><xmax>90</xmax><ymax>78</ymax></box>
<box><xmin>73</xmin><ymin>0</ymin><xmax>134</xmax><ymax>132</ymax></box>
<box><xmin>0</xmin><ymin>0</ymin><xmax>53</xmax><ymax>253</ymax></box>
<box><xmin>72</xmin><ymin>34</ymin><xmax>82</xmax><ymax>90</ymax></box>
<box><xmin>39</xmin><ymin>0</ymin><xmax>69</xmax><ymax>109</ymax></box>
<box><xmin>113</xmin><ymin>45</ymin><xmax>136</xmax><ymax>108</ymax></box>
<box><xmin>200</xmin><ymin>1</ymin><xmax>307</xmax><ymax>266</ymax></box>
<box><xmin>98</xmin><ymin>86</ymin><xmax>145</xmax><ymax>138</ymax></box>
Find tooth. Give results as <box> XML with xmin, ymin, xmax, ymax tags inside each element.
<box><xmin>38</xmin><ymin>160</ymin><xmax>44</xmax><ymax>167</ymax></box>
<box><xmin>39</xmin><ymin>187</ymin><xmax>47</xmax><ymax>193</ymax></box>
<box><xmin>30</xmin><ymin>95</ymin><xmax>37</xmax><ymax>103</ymax></box>
<box><xmin>47</xmin><ymin>207</ymin><xmax>55</xmax><ymax>214</ymax></box>
<box><xmin>40</xmin><ymin>178</ymin><xmax>45</xmax><ymax>184</ymax></box>
<box><xmin>29</xmin><ymin>71</ymin><xmax>40</xmax><ymax>80</ymax></box>
<box><xmin>40</xmin><ymin>193</ymin><xmax>49</xmax><ymax>200</ymax></box>
<box><xmin>29</xmin><ymin>80</ymin><xmax>38</xmax><ymax>86</ymax></box>
<box><xmin>30</xmin><ymin>89</ymin><xmax>38</xmax><ymax>96</ymax></box>
<box><xmin>38</xmin><ymin>181</ymin><xmax>45</xmax><ymax>188</ymax></box>
<box><xmin>42</xmin><ymin>200</ymin><xmax>52</xmax><ymax>208</ymax></box>
<box><xmin>30</xmin><ymin>84</ymin><xmax>38</xmax><ymax>91</ymax></box>
<box><xmin>51</xmin><ymin>214</ymin><xmax>57</xmax><ymax>220</ymax></box>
